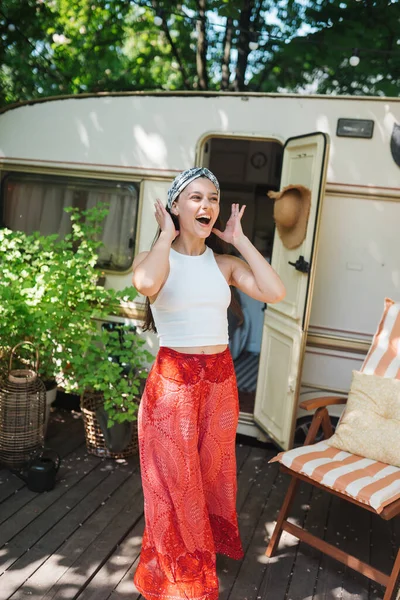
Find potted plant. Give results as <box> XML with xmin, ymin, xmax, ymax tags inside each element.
<box><xmin>0</xmin><ymin>228</ymin><xmax>64</xmax><ymax>427</ymax></box>
<box><xmin>65</xmin><ymin>321</ymin><xmax>152</xmax><ymax>457</ymax></box>
<box><xmin>0</xmin><ymin>204</ymin><xmax>146</xmax><ymax>435</ymax></box>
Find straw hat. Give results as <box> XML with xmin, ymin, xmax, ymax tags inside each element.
<box><xmin>268</xmin><ymin>184</ymin><xmax>311</xmax><ymax>250</ymax></box>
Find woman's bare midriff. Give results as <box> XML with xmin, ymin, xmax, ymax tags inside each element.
<box><xmin>169</xmin><ymin>344</ymin><xmax>228</xmax><ymax>355</ymax></box>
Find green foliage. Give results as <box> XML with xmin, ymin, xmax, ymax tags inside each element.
<box><xmin>0</xmin><ymin>204</ymin><xmax>150</xmax><ymax>425</ymax></box>
<box><xmin>251</xmin><ymin>0</ymin><xmax>400</xmax><ymax>96</ymax></box>
<box><xmin>67</xmin><ymin>324</ymin><xmax>152</xmax><ymax>426</ymax></box>
<box><xmin>0</xmin><ymin>1</ymin><xmax>398</xmax><ymax>105</ymax></box>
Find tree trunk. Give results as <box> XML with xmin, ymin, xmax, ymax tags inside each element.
<box><xmin>221</xmin><ymin>16</ymin><xmax>233</xmax><ymax>91</ymax></box>
<box><xmin>196</xmin><ymin>0</ymin><xmax>209</xmax><ymax>90</ymax></box>
<box><xmin>152</xmin><ymin>0</ymin><xmax>191</xmax><ymax>90</ymax></box>
<box><xmin>253</xmin><ymin>59</ymin><xmax>271</xmax><ymax>92</ymax></box>
<box><xmin>233</xmin><ymin>0</ymin><xmax>254</xmax><ymax>91</ymax></box>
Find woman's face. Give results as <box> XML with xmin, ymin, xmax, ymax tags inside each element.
<box><xmin>172</xmin><ymin>177</ymin><xmax>220</xmax><ymax>238</ymax></box>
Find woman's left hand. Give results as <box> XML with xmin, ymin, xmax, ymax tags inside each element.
<box><xmin>212</xmin><ymin>203</ymin><xmax>246</xmax><ymax>246</ymax></box>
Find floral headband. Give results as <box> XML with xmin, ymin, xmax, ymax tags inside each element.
<box><xmin>167</xmin><ymin>167</ymin><xmax>220</xmax><ymax>209</ymax></box>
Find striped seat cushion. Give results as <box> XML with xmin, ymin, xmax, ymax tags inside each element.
<box><xmin>270</xmin><ymin>441</ymin><xmax>400</xmax><ymax>514</ymax></box>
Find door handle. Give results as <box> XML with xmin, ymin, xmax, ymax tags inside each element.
<box><xmin>288</xmin><ymin>255</ymin><xmax>310</xmax><ymax>273</ymax></box>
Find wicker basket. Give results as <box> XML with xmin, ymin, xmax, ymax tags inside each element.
<box><xmin>0</xmin><ymin>342</ymin><xmax>46</xmax><ymax>468</ymax></box>
<box><xmin>80</xmin><ymin>390</ymin><xmax>138</xmax><ymax>459</ymax></box>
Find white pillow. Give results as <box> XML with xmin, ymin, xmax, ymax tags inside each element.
<box><xmin>328</xmin><ymin>370</ymin><xmax>400</xmax><ymax>468</ymax></box>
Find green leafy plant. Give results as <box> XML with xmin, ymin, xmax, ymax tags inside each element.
<box><xmin>0</xmin><ymin>204</ymin><xmax>151</xmax><ymax>426</ymax></box>
<box><xmin>66</xmin><ymin>323</ymin><xmax>152</xmax><ymax>427</ymax></box>
<box><xmin>0</xmin><ymin>205</ymin><xmax>108</xmax><ymax>384</ymax></box>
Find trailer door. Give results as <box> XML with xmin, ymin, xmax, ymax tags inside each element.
<box><xmin>253</xmin><ymin>132</ymin><xmax>329</xmax><ymax>450</ymax></box>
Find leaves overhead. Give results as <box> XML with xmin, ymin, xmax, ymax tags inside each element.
<box><xmin>0</xmin><ymin>0</ymin><xmax>399</xmax><ymax>107</ymax></box>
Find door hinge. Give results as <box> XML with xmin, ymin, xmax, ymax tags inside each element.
<box><xmin>288</xmin><ymin>376</ymin><xmax>296</xmax><ymax>393</ymax></box>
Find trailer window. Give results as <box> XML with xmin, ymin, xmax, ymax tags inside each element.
<box><xmin>1</xmin><ymin>174</ymin><xmax>139</xmax><ymax>272</ymax></box>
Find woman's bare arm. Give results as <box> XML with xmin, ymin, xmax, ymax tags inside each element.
<box><xmin>132</xmin><ymin>200</ymin><xmax>178</xmax><ymax>297</ymax></box>
<box><xmin>227</xmin><ymin>240</ymin><xmax>285</xmax><ymax>303</ymax></box>
<box><xmin>213</xmin><ymin>203</ymin><xmax>286</xmax><ymax>304</ymax></box>
<box><xmin>132</xmin><ymin>233</ymin><xmax>172</xmax><ymax>297</ymax></box>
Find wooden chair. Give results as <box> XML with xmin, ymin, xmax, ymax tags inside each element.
<box><xmin>267</xmin><ymin>299</ymin><xmax>400</xmax><ymax>600</ymax></box>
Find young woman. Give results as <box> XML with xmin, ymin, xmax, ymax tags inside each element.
<box><xmin>132</xmin><ymin>167</ymin><xmax>285</xmax><ymax>600</ymax></box>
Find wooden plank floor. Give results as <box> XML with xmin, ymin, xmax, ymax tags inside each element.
<box><xmin>0</xmin><ymin>408</ymin><xmax>397</xmax><ymax>600</ymax></box>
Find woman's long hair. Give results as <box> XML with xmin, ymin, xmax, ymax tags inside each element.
<box><xmin>142</xmin><ymin>205</ymin><xmax>243</xmax><ymax>332</ymax></box>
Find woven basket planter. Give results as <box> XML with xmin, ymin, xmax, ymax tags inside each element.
<box><xmin>0</xmin><ymin>343</ymin><xmax>46</xmax><ymax>468</ymax></box>
<box><xmin>80</xmin><ymin>390</ymin><xmax>138</xmax><ymax>459</ymax></box>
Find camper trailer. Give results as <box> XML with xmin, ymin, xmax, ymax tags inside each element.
<box><xmin>0</xmin><ymin>91</ymin><xmax>399</xmax><ymax>449</ymax></box>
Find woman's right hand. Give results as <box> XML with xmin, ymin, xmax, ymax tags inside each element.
<box><xmin>154</xmin><ymin>199</ymin><xmax>179</xmax><ymax>241</ymax></box>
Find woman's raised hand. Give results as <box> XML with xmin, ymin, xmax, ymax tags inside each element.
<box><xmin>154</xmin><ymin>199</ymin><xmax>179</xmax><ymax>241</ymax></box>
<box><xmin>212</xmin><ymin>203</ymin><xmax>246</xmax><ymax>246</ymax></box>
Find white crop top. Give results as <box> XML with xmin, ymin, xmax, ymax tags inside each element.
<box><xmin>150</xmin><ymin>246</ymin><xmax>231</xmax><ymax>347</ymax></box>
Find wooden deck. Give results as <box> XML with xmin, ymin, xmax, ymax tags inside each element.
<box><xmin>0</xmin><ymin>408</ymin><xmax>397</xmax><ymax>600</ymax></box>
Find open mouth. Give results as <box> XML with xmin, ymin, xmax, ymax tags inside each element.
<box><xmin>196</xmin><ymin>215</ymin><xmax>211</xmax><ymax>226</ymax></box>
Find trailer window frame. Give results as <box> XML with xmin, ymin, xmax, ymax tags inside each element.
<box><xmin>0</xmin><ymin>171</ymin><xmax>140</xmax><ymax>274</ymax></box>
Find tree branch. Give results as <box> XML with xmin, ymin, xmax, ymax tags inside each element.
<box><xmin>152</xmin><ymin>0</ymin><xmax>191</xmax><ymax>90</ymax></box>
<box><xmin>221</xmin><ymin>16</ymin><xmax>233</xmax><ymax>91</ymax></box>
<box><xmin>254</xmin><ymin>0</ymin><xmax>263</xmax><ymax>24</ymax></box>
<box><xmin>233</xmin><ymin>0</ymin><xmax>254</xmax><ymax>91</ymax></box>
<box><xmin>195</xmin><ymin>0</ymin><xmax>209</xmax><ymax>90</ymax></box>
<box><xmin>253</xmin><ymin>61</ymin><xmax>271</xmax><ymax>91</ymax></box>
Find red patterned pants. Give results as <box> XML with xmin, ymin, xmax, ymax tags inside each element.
<box><xmin>134</xmin><ymin>347</ymin><xmax>244</xmax><ymax>600</ymax></box>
